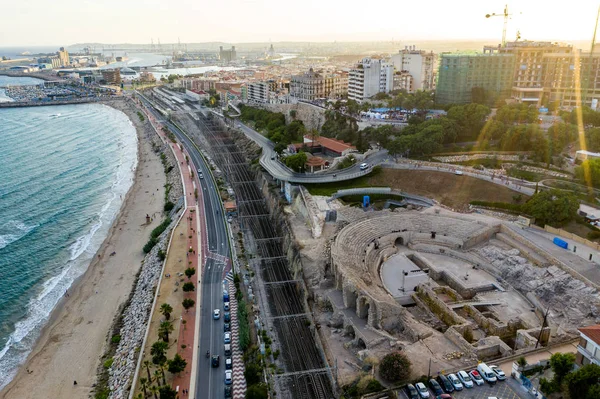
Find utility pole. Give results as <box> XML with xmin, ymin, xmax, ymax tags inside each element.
<box><xmin>583</xmin><ymin>6</ymin><xmax>600</xmax><ymax>108</ymax></box>
<box><xmin>535</xmin><ymin>306</ymin><xmax>550</xmax><ymax>349</ymax></box>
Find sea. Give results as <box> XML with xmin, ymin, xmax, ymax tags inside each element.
<box><xmin>0</xmin><ymin>82</ymin><xmax>138</xmax><ymax>389</ymax></box>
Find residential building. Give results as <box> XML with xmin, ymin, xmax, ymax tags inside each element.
<box><xmin>219</xmin><ymin>46</ymin><xmax>237</xmax><ymax>62</ymax></box>
<box><xmin>58</xmin><ymin>47</ymin><xmax>70</xmax><ymax>67</ymax></box>
<box><xmin>290</xmin><ymin>68</ymin><xmax>348</xmax><ymax>101</ymax></box>
<box><xmin>101</xmin><ymin>69</ymin><xmax>121</xmax><ymax>85</ymax></box>
<box><xmin>348</xmin><ymin>58</ymin><xmax>394</xmax><ymax>103</ymax></box>
<box><xmin>290</xmin><ymin>135</ymin><xmax>356</xmax><ymax>157</ymax></box>
<box><xmin>181</xmin><ymin>78</ymin><xmax>217</xmax><ymax>92</ymax></box>
<box><xmin>390</xmin><ymin>46</ymin><xmax>437</xmax><ymax>92</ymax></box>
<box><xmin>246</xmin><ymin>81</ymin><xmax>270</xmax><ymax>103</ymax></box>
<box><xmin>393</xmin><ymin>71</ymin><xmax>414</xmax><ymax>93</ymax></box>
<box><xmin>577</xmin><ymin>324</ymin><xmax>600</xmax><ymax>366</ymax></box>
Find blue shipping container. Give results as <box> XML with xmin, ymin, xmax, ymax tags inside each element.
<box><xmin>553</xmin><ymin>237</ymin><xmax>568</xmax><ymax>249</ymax></box>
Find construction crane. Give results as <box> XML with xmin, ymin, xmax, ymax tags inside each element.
<box><xmin>486</xmin><ymin>4</ymin><xmax>512</xmax><ymax>47</ymax></box>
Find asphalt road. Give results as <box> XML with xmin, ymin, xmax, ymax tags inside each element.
<box><xmin>235</xmin><ymin>120</ymin><xmax>389</xmax><ymax>183</ymax></box>
<box><xmin>138</xmin><ymin>93</ymin><xmax>231</xmax><ymax>399</ymax></box>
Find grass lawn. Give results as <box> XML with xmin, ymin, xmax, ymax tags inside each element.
<box><xmin>304</xmin><ymin>168</ymin><xmax>525</xmax><ymax>210</ymax></box>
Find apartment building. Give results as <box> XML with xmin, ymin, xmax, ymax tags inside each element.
<box><xmin>348</xmin><ymin>58</ymin><xmax>394</xmax><ymax>103</ymax></box>
<box><xmin>246</xmin><ymin>81</ymin><xmax>270</xmax><ymax>103</ymax></box>
<box><xmin>577</xmin><ymin>324</ymin><xmax>600</xmax><ymax>366</ymax></box>
<box><xmin>390</xmin><ymin>46</ymin><xmax>437</xmax><ymax>92</ymax></box>
<box><xmin>289</xmin><ymin>68</ymin><xmax>348</xmax><ymax>101</ymax></box>
<box><xmin>181</xmin><ymin>78</ymin><xmax>218</xmax><ymax>92</ymax></box>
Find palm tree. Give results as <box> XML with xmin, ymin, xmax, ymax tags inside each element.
<box><xmin>139</xmin><ymin>377</ymin><xmax>149</xmax><ymax>399</ymax></box>
<box><xmin>149</xmin><ymin>384</ymin><xmax>159</xmax><ymax>399</ymax></box>
<box><xmin>158</xmin><ymin>364</ymin><xmax>167</xmax><ymax>386</ymax></box>
<box><xmin>158</xmin><ymin>321</ymin><xmax>174</xmax><ymax>342</ymax></box>
<box><xmin>153</xmin><ymin>370</ymin><xmax>162</xmax><ymax>387</ymax></box>
<box><xmin>143</xmin><ymin>360</ymin><xmax>153</xmax><ymax>383</ymax></box>
<box><xmin>159</xmin><ymin>303</ymin><xmax>173</xmax><ymax>320</ymax></box>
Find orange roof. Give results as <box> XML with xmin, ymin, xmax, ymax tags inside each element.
<box><xmin>223</xmin><ymin>200</ymin><xmax>237</xmax><ymax>211</ymax></box>
<box><xmin>304</xmin><ymin>135</ymin><xmax>356</xmax><ymax>154</ymax></box>
<box><xmin>579</xmin><ymin>324</ymin><xmax>600</xmax><ymax>345</ymax></box>
<box><xmin>305</xmin><ymin>156</ymin><xmax>326</xmax><ymax>166</ymax></box>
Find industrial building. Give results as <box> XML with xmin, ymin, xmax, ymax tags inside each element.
<box><xmin>101</xmin><ymin>69</ymin><xmax>121</xmax><ymax>85</ymax></box>
<box><xmin>219</xmin><ymin>46</ymin><xmax>237</xmax><ymax>63</ymax></box>
<box><xmin>348</xmin><ymin>58</ymin><xmax>394</xmax><ymax>103</ymax></box>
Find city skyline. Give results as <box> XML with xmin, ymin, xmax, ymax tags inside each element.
<box><xmin>2</xmin><ymin>0</ymin><xmax>599</xmax><ymax>46</ymax></box>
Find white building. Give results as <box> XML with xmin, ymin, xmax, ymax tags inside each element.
<box><xmin>577</xmin><ymin>324</ymin><xmax>600</xmax><ymax>366</ymax></box>
<box><xmin>348</xmin><ymin>58</ymin><xmax>394</xmax><ymax>103</ymax></box>
<box><xmin>246</xmin><ymin>81</ymin><xmax>270</xmax><ymax>103</ymax></box>
<box><xmin>390</xmin><ymin>46</ymin><xmax>437</xmax><ymax>92</ymax></box>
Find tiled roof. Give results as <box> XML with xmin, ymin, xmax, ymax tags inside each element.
<box><xmin>579</xmin><ymin>324</ymin><xmax>600</xmax><ymax>345</ymax></box>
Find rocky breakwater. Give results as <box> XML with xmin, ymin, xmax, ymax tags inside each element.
<box><xmin>107</xmin><ymin>212</ymin><xmax>181</xmax><ymax>399</ymax></box>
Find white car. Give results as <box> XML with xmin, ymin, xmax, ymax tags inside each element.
<box><xmin>455</xmin><ymin>170</ymin><xmax>463</xmax><ymax>175</ymax></box>
<box><xmin>224</xmin><ymin>301</ymin><xmax>230</xmax><ymax>311</ymax></box>
<box><xmin>224</xmin><ymin>332</ymin><xmax>231</xmax><ymax>344</ymax></box>
<box><xmin>457</xmin><ymin>370</ymin><xmax>474</xmax><ymax>388</ymax></box>
<box><xmin>213</xmin><ymin>309</ymin><xmax>220</xmax><ymax>320</ymax></box>
<box><xmin>224</xmin><ymin>370</ymin><xmax>232</xmax><ymax>385</ymax></box>
<box><xmin>469</xmin><ymin>369</ymin><xmax>485</xmax><ymax>386</ymax></box>
<box><xmin>490</xmin><ymin>365</ymin><xmax>507</xmax><ymax>381</ymax></box>
<box><xmin>448</xmin><ymin>373</ymin><xmax>463</xmax><ymax>391</ymax></box>
<box><xmin>359</xmin><ymin>162</ymin><xmax>369</xmax><ymax>170</ymax></box>
<box><xmin>415</xmin><ymin>382</ymin><xmax>430</xmax><ymax>398</ymax></box>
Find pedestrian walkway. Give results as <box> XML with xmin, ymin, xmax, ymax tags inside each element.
<box><xmin>227</xmin><ymin>282</ymin><xmax>247</xmax><ymax>399</ymax></box>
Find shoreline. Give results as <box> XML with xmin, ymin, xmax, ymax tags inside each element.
<box><xmin>0</xmin><ymin>98</ymin><xmax>167</xmax><ymax>399</ymax></box>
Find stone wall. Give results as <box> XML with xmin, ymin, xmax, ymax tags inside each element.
<box><xmin>416</xmin><ymin>284</ymin><xmax>468</xmax><ymax>327</ymax></box>
<box><xmin>254</xmin><ymin>102</ymin><xmax>326</xmax><ymax>131</ymax></box>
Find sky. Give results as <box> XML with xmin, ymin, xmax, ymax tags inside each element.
<box><xmin>2</xmin><ymin>0</ymin><xmax>599</xmax><ymax>46</ymax></box>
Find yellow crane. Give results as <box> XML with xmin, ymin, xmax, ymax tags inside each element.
<box><xmin>486</xmin><ymin>4</ymin><xmax>512</xmax><ymax>47</ymax></box>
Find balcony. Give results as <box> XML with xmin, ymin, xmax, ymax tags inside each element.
<box><xmin>578</xmin><ymin>345</ymin><xmax>600</xmax><ymax>365</ymax></box>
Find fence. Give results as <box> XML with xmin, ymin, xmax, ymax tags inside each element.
<box><xmin>544</xmin><ymin>225</ymin><xmax>600</xmax><ymax>251</ymax></box>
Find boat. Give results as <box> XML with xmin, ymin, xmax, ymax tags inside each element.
<box><xmin>49</xmin><ymin>113</ymin><xmax>61</xmax><ymax>117</ymax></box>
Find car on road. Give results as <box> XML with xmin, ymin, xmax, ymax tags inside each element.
<box><xmin>477</xmin><ymin>362</ymin><xmax>497</xmax><ymax>384</ymax></box>
<box><xmin>271</xmin><ymin>155</ymin><xmax>276</xmax><ymax>160</ymax></box>
<box><xmin>224</xmin><ymin>322</ymin><xmax>231</xmax><ymax>332</ymax></box>
<box><xmin>469</xmin><ymin>370</ymin><xmax>484</xmax><ymax>386</ymax></box>
<box><xmin>213</xmin><ymin>309</ymin><xmax>220</xmax><ymax>319</ymax></box>
<box><xmin>224</xmin><ymin>386</ymin><xmax>232</xmax><ymax>398</ymax></box>
<box><xmin>489</xmin><ymin>365</ymin><xmax>506</xmax><ymax>381</ymax></box>
<box><xmin>225</xmin><ymin>370</ymin><xmax>232</xmax><ymax>385</ymax></box>
<box><xmin>447</xmin><ymin>374</ymin><xmax>463</xmax><ymax>391</ymax></box>
<box><xmin>224</xmin><ymin>344</ymin><xmax>232</xmax><ymax>356</ymax></box>
<box><xmin>415</xmin><ymin>382</ymin><xmax>430</xmax><ymax>398</ymax></box>
<box><xmin>405</xmin><ymin>383</ymin><xmax>419</xmax><ymax>399</ymax></box>
<box><xmin>224</xmin><ymin>332</ymin><xmax>231</xmax><ymax>344</ymax></box>
<box><xmin>360</xmin><ymin>162</ymin><xmax>369</xmax><ymax>170</ymax></box>
<box><xmin>224</xmin><ymin>302</ymin><xmax>230</xmax><ymax>311</ymax></box>
<box><xmin>211</xmin><ymin>355</ymin><xmax>220</xmax><ymax>368</ymax></box>
<box><xmin>225</xmin><ymin>357</ymin><xmax>232</xmax><ymax>370</ymax></box>
<box><xmin>429</xmin><ymin>379</ymin><xmax>443</xmax><ymax>396</ymax></box>
<box><xmin>224</xmin><ymin>312</ymin><xmax>231</xmax><ymax>322</ymax></box>
<box><xmin>199</xmin><ymin>172</ymin><xmax>204</xmax><ymax>179</ymax></box>
<box><xmin>437</xmin><ymin>374</ymin><xmax>453</xmax><ymax>393</ymax></box>
<box><xmin>457</xmin><ymin>370</ymin><xmax>473</xmax><ymax>388</ymax></box>
<box><xmin>455</xmin><ymin>170</ymin><xmax>463</xmax><ymax>175</ymax></box>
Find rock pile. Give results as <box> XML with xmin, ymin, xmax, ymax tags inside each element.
<box><xmin>478</xmin><ymin>245</ymin><xmax>600</xmax><ymax>329</ymax></box>
<box><xmin>107</xmin><ymin>213</ymin><xmax>181</xmax><ymax>399</ymax></box>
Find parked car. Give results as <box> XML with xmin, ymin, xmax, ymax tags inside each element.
<box><xmin>224</xmin><ymin>386</ymin><xmax>232</xmax><ymax>398</ymax></box>
<box><xmin>435</xmin><ymin>395</ymin><xmax>453</xmax><ymax>399</ymax></box>
<box><xmin>225</xmin><ymin>370</ymin><xmax>232</xmax><ymax>385</ymax></box>
<box><xmin>224</xmin><ymin>332</ymin><xmax>231</xmax><ymax>344</ymax></box>
<box><xmin>457</xmin><ymin>370</ymin><xmax>474</xmax><ymax>388</ymax></box>
<box><xmin>477</xmin><ymin>362</ymin><xmax>497</xmax><ymax>384</ymax></box>
<box><xmin>224</xmin><ymin>302</ymin><xmax>230</xmax><ymax>311</ymax></box>
<box><xmin>489</xmin><ymin>365</ymin><xmax>507</xmax><ymax>381</ymax></box>
<box><xmin>213</xmin><ymin>309</ymin><xmax>220</xmax><ymax>320</ymax></box>
<box><xmin>415</xmin><ymin>382</ymin><xmax>430</xmax><ymax>398</ymax></box>
<box><xmin>224</xmin><ymin>322</ymin><xmax>231</xmax><ymax>332</ymax></box>
<box><xmin>447</xmin><ymin>374</ymin><xmax>463</xmax><ymax>391</ymax></box>
<box><xmin>224</xmin><ymin>344</ymin><xmax>231</xmax><ymax>356</ymax></box>
<box><xmin>224</xmin><ymin>312</ymin><xmax>231</xmax><ymax>322</ymax></box>
<box><xmin>225</xmin><ymin>357</ymin><xmax>232</xmax><ymax>370</ymax></box>
<box><xmin>405</xmin><ymin>383</ymin><xmax>419</xmax><ymax>399</ymax></box>
<box><xmin>436</xmin><ymin>374</ymin><xmax>453</xmax><ymax>393</ymax></box>
<box><xmin>211</xmin><ymin>355</ymin><xmax>220</xmax><ymax>368</ymax></box>
<box><xmin>468</xmin><ymin>370</ymin><xmax>485</xmax><ymax>386</ymax></box>
<box><xmin>429</xmin><ymin>379</ymin><xmax>443</xmax><ymax>396</ymax></box>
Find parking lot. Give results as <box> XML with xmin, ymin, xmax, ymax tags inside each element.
<box><xmin>399</xmin><ymin>378</ymin><xmax>532</xmax><ymax>399</ymax></box>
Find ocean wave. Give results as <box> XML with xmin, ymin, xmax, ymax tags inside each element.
<box><xmin>0</xmin><ymin>221</ymin><xmax>37</xmax><ymax>250</ymax></box>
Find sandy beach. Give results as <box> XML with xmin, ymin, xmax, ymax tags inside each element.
<box><xmin>0</xmin><ymin>99</ymin><xmax>166</xmax><ymax>399</ymax></box>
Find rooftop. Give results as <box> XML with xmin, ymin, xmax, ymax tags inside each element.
<box><xmin>579</xmin><ymin>324</ymin><xmax>600</xmax><ymax>345</ymax></box>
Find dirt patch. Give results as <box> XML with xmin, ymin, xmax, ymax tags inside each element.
<box><xmin>367</xmin><ymin>169</ymin><xmax>524</xmax><ymax>210</ymax></box>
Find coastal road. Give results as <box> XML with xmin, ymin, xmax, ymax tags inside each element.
<box><xmin>137</xmin><ymin>93</ymin><xmax>231</xmax><ymax>399</ymax></box>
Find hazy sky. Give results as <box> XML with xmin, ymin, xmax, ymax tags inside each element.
<box><xmin>2</xmin><ymin>0</ymin><xmax>599</xmax><ymax>46</ymax></box>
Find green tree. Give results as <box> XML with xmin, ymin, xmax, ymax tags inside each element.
<box><xmin>550</xmin><ymin>352</ymin><xmax>576</xmax><ymax>385</ymax></box>
<box><xmin>151</xmin><ymin>341</ymin><xmax>168</xmax><ymax>365</ymax></box>
<box><xmin>379</xmin><ymin>352</ymin><xmax>412</xmax><ymax>382</ymax></box>
<box><xmin>246</xmin><ymin>383</ymin><xmax>268</xmax><ymax>399</ymax></box>
<box><xmin>159</xmin><ymin>303</ymin><xmax>173</xmax><ymax>320</ymax></box>
<box><xmin>244</xmin><ymin>363</ymin><xmax>263</xmax><ymax>386</ymax></box>
<box><xmin>586</xmin><ymin>127</ymin><xmax>600</xmax><ymax>152</ymax></box>
<box><xmin>182</xmin><ymin>298</ymin><xmax>195</xmax><ymax>310</ymax></box>
<box><xmin>158</xmin><ymin>321</ymin><xmax>174</xmax><ymax>343</ymax></box>
<box><xmin>576</xmin><ymin>158</ymin><xmax>600</xmax><ymax>187</ymax></box>
<box><xmin>471</xmin><ymin>87</ymin><xmax>488</xmax><ymax>104</ymax></box>
<box><xmin>167</xmin><ymin>353</ymin><xmax>187</xmax><ymax>374</ymax></box>
<box><xmin>140</xmin><ymin>377</ymin><xmax>149</xmax><ymax>399</ymax></box>
<box><xmin>564</xmin><ymin>363</ymin><xmax>600</xmax><ymax>399</ymax></box>
<box><xmin>182</xmin><ymin>282</ymin><xmax>195</xmax><ymax>292</ymax></box>
<box><xmin>523</xmin><ymin>190</ymin><xmax>579</xmax><ymax>227</ymax></box>
<box><xmin>184</xmin><ymin>267</ymin><xmax>196</xmax><ymax>279</ymax></box>
<box><xmin>158</xmin><ymin>385</ymin><xmax>178</xmax><ymax>399</ymax></box>
<box><xmin>149</xmin><ymin>384</ymin><xmax>159</xmax><ymax>399</ymax></box>
<box><xmin>447</xmin><ymin>103</ymin><xmax>491</xmax><ymax>141</ymax></box>
<box><xmin>283</xmin><ymin>152</ymin><xmax>307</xmax><ymax>172</ymax></box>
<box><xmin>143</xmin><ymin>359</ymin><xmax>153</xmax><ymax>382</ymax></box>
